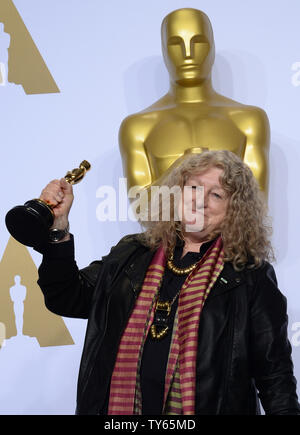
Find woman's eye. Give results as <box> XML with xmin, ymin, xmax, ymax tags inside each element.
<box><xmin>212</xmin><ymin>192</ymin><xmax>222</xmax><ymax>199</ymax></box>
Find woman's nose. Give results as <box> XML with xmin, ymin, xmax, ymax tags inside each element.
<box><xmin>193</xmin><ymin>189</ymin><xmax>207</xmax><ymax>209</ymax></box>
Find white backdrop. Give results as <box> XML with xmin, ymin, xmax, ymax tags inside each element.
<box><xmin>0</xmin><ymin>0</ymin><xmax>300</xmax><ymax>414</ymax></box>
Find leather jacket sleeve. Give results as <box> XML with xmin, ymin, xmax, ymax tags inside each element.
<box><xmin>36</xmin><ymin>235</ymin><xmax>103</xmax><ymax>319</ymax></box>
<box><xmin>249</xmin><ymin>262</ymin><xmax>300</xmax><ymax>415</ymax></box>
<box><xmin>36</xmin><ymin>233</ymin><xmax>140</xmax><ymax>320</ymax></box>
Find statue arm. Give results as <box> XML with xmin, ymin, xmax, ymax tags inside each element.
<box><xmin>119</xmin><ymin>115</ymin><xmax>152</xmax><ymax>191</ymax></box>
<box><xmin>242</xmin><ymin>108</ymin><xmax>270</xmax><ymax>199</ymax></box>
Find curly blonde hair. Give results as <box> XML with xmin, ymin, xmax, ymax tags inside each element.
<box><xmin>138</xmin><ymin>150</ymin><xmax>274</xmax><ymax>271</ymax></box>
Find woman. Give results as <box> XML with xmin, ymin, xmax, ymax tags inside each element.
<box><xmin>37</xmin><ymin>150</ymin><xmax>300</xmax><ymax>415</ymax></box>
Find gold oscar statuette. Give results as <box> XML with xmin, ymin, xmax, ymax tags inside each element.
<box><xmin>5</xmin><ymin>161</ymin><xmax>91</xmax><ymax>247</ymax></box>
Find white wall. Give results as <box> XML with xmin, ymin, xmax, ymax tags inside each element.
<box><xmin>0</xmin><ymin>0</ymin><xmax>300</xmax><ymax>414</ymax></box>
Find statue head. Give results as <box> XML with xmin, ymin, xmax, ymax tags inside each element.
<box><xmin>161</xmin><ymin>8</ymin><xmax>215</xmax><ymax>86</ymax></box>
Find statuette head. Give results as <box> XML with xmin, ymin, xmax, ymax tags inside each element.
<box><xmin>161</xmin><ymin>8</ymin><xmax>215</xmax><ymax>86</ymax></box>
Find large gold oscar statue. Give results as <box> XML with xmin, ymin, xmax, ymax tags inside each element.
<box><xmin>119</xmin><ymin>8</ymin><xmax>270</xmax><ymax>198</ymax></box>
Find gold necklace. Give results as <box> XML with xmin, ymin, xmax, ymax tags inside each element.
<box><xmin>150</xmin><ymin>294</ymin><xmax>179</xmax><ymax>340</ymax></box>
<box><xmin>166</xmin><ymin>250</ymin><xmax>199</xmax><ymax>276</ymax></box>
<box><xmin>150</xmin><ymin>251</ymin><xmax>199</xmax><ymax>340</ymax></box>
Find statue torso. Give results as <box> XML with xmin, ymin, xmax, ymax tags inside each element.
<box><xmin>142</xmin><ymin>103</ymin><xmax>247</xmax><ymax>179</ymax></box>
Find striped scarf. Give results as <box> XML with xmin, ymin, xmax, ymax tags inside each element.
<box><xmin>108</xmin><ymin>236</ymin><xmax>224</xmax><ymax>415</ymax></box>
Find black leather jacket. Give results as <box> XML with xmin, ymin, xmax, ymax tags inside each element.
<box><xmin>37</xmin><ymin>234</ymin><xmax>300</xmax><ymax>415</ymax></box>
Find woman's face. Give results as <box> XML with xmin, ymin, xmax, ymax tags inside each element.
<box><xmin>181</xmin><ymin>166</ymin><xmax>229</xmax><ymax>240</ymax></box>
